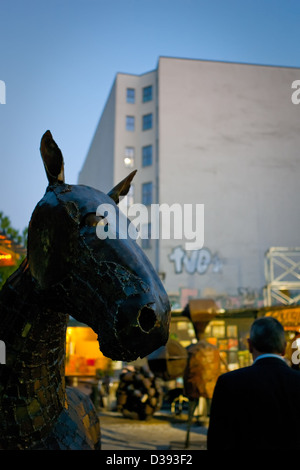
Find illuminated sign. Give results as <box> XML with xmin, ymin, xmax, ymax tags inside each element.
<box><xmin>266</xmin><ymin>308</ymin><xmax>300</xmax><ymax>327</ymax></box>
<box><xmin>0</xmin><ymin>252</ymin><xmax>14</xmax><ymax>267</ymax></box>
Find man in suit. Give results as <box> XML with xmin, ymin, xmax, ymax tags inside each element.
<box><xmin>207</xmin><ymin>316</ymin><xmax>300</xmax><ymax>450</ymax></box>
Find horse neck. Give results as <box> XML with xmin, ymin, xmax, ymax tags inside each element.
<box><xmin>0</xmin><ymin>259</ymin><xmax>68</xmax><ymax>448</ymax></box>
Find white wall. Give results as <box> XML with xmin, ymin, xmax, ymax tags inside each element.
<box><xmin>158</xmin><ymin>57</ymin><xmax>300</xmax><ymax>302</ymax></box>
<box><xmin>78</xmin><ymin>57</ymin><xmax>300</xmax><ymax>307</ymax></box>
<box><xmin>113</xmin><ymin>71</ymin><xmax>158</xmax><ymax>268</ymax></box>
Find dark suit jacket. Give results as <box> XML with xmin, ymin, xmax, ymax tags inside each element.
<box><xmin>207</xmin><ymin>356</ymin><xmax>300</xmax><ymax>450</ymax></box>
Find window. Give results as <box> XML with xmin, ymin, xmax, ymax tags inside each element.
<box><xmin>142</xmin><ymin>113</ymin><xmax>152</xmax><ymax>131</ymax></box>
<box><xmin>142</xmin><ymin>182</ymin><xmax>153</xmax><ymax>206</ymax></box>
<box><xmin>143</xmin><ymin>85</ymin><xmax>152</xmax><ymax>102</ymax></box>
<box><xmin>126</xmin><ymin>184</ymin><xmax>134</xmax><ymax>207</ymax></box>
<box><xmin>124</xmin><ymin>147</ymin><xmax>135</xmax><ymax>167</ymax></box>
<box><xmin>141</xmin><ymin>223</ymin><xmax>151</xmax><ymax>249</ymax></box>
<box><xmin>126</xmin><ymin>88</ymin><xmax>135</xmax><ymax>103</ymax></box>
<box><xmin>142</xmin><ymin>145</ymin><xmax>152</xmax><ymax>167</ymax></box>
<box><xmin>126</xmin><ymin>115</ymin><xmax>135</xmax><ymax>131</ymax></box>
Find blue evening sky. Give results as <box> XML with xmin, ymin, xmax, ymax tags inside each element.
<box><xmin>0</xmin><ymin>0</ymin><xmax>299</xmax><ymax>232</ymax></box>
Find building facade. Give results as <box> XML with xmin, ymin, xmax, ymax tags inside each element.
<box><xmin>78</xmin><ymin>57</ymin><xmax>300</xmax><ymax>310</ymax></box>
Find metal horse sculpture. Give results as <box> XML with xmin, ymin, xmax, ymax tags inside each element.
<box><xmin>0</xmin><ymin>131</ymin><xmax>170</xmax><ymax>450</ymax></box>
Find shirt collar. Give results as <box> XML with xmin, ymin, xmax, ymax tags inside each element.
<box><xmin>253</xmin><ymin>353</ymin><xmax>286</xmax><ymax>364</ymax></box>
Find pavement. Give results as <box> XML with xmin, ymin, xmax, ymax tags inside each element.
<box><xmin>98</xmin><ymin>409</ymin><xmax>208</xmax><ymax>451</ymax></box>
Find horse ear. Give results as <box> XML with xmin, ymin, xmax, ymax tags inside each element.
<box><xmin>108</xmin><ymin>170</ymin><xmax>137</xmax><ymax>204</ymax></box>
<box><xmin>40</xmin><ymin>130</ymin><xmax>65</xmax><ymax>185</ymax></box>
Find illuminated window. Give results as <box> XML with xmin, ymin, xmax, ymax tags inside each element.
<box><xmin>124</xmin><ymin>147</ymin><xmax>135</xmax><ymax>167</ymax></box>
<box><xmin>126</xmin><ymin>184</ymin><xmax>134</xmax><ymax>207</ymax></box>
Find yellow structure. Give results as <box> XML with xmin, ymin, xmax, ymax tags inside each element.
<box><xmin>0</xmin><ymin>232</ymin><xmax>25</xmax><ymax>268</ymax></box>
<box><xmin>65</xmin><ymin>323</ymin><xmax>114</xmax><ymax>378</ymax></box>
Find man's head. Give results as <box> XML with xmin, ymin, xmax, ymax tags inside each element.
<box><xmin>248</xmin><ymin>317</ymin><xmax>286</xmax><ymax>359</ymax></box>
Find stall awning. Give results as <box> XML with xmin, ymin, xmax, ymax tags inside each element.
<box><xmin>261</xmin><ymin>305</ymin><xmax>300</xmax><ymax>330</ymax></box>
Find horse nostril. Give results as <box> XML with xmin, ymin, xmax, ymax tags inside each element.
<box><xmin>138</xmin><ymin>305</ymin><xmax>157</xmax><ymax>333</ymax></box>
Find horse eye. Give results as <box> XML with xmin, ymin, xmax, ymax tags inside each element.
<box><xmin>83</xmin><ymin>213</ymin><xmax>104</xmax><ymax>227</ymax></box>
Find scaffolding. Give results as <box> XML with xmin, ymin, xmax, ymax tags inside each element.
<box><xmin>264</xmin><ymin>247</ymin><xmax>300</xmax><ymax>307</ymax></box>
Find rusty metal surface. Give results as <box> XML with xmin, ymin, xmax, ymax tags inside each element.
<box><xmin>188</xmin><ymin>299</ymin><xmax>218</xmax><ymax>337</ymax></box>
<box><xmin>147</xmin><ymin>339</ymin><xmax>188</xmax><ymax>381</ymax></box>
<box><xmin>184</xmin><ymin>340</ymin><xmax>221</xmax><ymax>400</ymax></box>
<box><xmin>116</xmin><ymin>367</ymin><xmax>163</xmax><ymax>420</ymax></box>
<box><xmin>0</xmin><ymin>131</ymin><xmax>170</xmax><ymax>450</ymax></box>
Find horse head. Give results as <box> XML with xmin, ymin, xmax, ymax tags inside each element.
<box><xmin>27</xmin><ymin>131</ymin><xmax>170</xmax><ymax>362</ymax></box>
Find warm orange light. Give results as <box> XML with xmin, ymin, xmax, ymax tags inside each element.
<box><xmin>0</xmin><ymin>254</ymin><xmax>12</xmax><ymax>260</ymax></box>
<box><xmin>0</xmin><ymin>252</ymin><xmax>15</xmax><ymax>266</ymax></box>
<box><xmin>65</xmin><ymin>326</ymin><xmax>112</xmax><ymax>376</ymax></box>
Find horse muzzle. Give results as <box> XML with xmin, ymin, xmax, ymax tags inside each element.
<box><xmin>98</xmin><ymin>292</ymin><xmax>171</xmax><ymax>362</ymax></box>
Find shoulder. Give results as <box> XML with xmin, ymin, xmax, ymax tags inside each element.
<box><xmin>217</xmin><ymin>358</ymin><xmax>300</xmax><ymax>386</ymax></box>
<box><xmin>215</xmin><ymin>366</ymin><xmax>253</xmax><ymax>390</ymax></box>
<box><xmin>219</xmin><ymin>364</ymin><xmax>253</xmax><ymax>381</ymax></box>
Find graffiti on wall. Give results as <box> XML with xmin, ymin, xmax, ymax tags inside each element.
<box><xmin>216</xmin><ymin>288</ymin><xmax>264</xmax><ymax>310</ymax></box>
<box><xmin>168</xmin><ymin>247</ymin><xmax>265</xmax><ymax>310</ymax></box>
<box><xmin>169</xmin><ymin>246</ymin><xmax>222</xmax><ymax>275</ymax></box>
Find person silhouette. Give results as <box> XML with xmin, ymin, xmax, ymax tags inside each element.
<box><xmin>207</xmin><ymin>316</ymin><xmax>300</xmax><ymax>450</ymax></box>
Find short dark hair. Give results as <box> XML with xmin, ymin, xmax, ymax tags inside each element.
<box><xmin>250</xmin><ymin>317</ymin><xmax>286</xmax><ymax>354</ymax></box>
